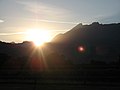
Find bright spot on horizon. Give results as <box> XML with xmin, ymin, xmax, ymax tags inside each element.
<box><xmin>25</xmin><ymin>29</ymin><xmax>52</xmax><ymax>46</ymax></box>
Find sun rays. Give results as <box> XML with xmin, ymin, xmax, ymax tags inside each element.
<box><xmin>25</xmin><ymin>29</ymin><xmax>52</xmax><ymax>46</ymax></box>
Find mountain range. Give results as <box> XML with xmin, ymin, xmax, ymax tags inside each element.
<box><xmin>50</xmin><ymin>22</ymin><xmax>120</xmax><ymax>63</ymax></box>
<box><xmin>0</xmin><ymin>22</ymin><xmax>120</xmax><ymax>64</ymax></box>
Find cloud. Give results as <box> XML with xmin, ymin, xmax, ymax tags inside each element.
<box><xmin>0</xmin><ymin>32</ymin><xmax>25</xmax><ymax>36</ymax></box>
<box><xmin>15</xmin><ymin>1</ymin><xmax>79</xmax><ymax>26</ymax></box>
<box><xmin>28</xmin><ymin>19</ymin><xmax>78</xmax><ymax>25</ymax></box>
<box><xmin>0</xmin><ymin>19</ymin><xmax>4</xmax><ymax>23</ymax></box>
<box><xmin>16</xmin><ymin>1</ymin><xmax>71</xmax><ymax>20</ymax></box>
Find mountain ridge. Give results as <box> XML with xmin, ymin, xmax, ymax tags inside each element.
<box><xmin>51</xmin><ymin>22</ymin><xmax>120</xmax><ymax>63</ymax></box>
<box><xmin>0</xmin><ymin>22</ymin><xmax>120</xmax><ymax>64</ymax></box>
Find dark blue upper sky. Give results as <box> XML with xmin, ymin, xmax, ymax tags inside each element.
<box><xmin>0</xmin><ymin>0</ymin><xmax>120</xmax><ymax>42</ymax></box>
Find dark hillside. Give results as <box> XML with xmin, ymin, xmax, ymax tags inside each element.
<box><xmin>0</xmin><ymin>23</ymin><xmax>120</xmax><ymax>89</ymax></box>
<box><xmin>52</xmin><ymin>22</ymin><xmax>120</xmax><ymax>63</ymax></box>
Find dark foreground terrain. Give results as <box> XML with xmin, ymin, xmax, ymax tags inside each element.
<box><xmin>0</xmin><ymin>22</ymin><xmax>120</xmax><ymax>90</ymax></box>
<box><xmin>0</xmin><ymin>62</ymin><xmax>120</xmax><ymax>90</ymax></box>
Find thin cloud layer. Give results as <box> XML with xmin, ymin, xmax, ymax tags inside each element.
<box><xmin>15</xmin><ymin>0</ymin><xmax>77</xmax><ymax>25</ymax></box>
<box><xmin>0</xmin><ymin>32</ymin><xmax>25</xmax><ymax>36</ymax></box>
<box><xmin>0</xmin><ymin>19</ymin><xmax>4</xmax><ymax>23</ymax></box>
<box><xmin>16</xmin><ymin>1</ymin><xmax>71</xmax><ymax>20</ymax></box>
<box><xmin>27</xmin><ymin>19</ymin><xmax>78</xmax><ymax>25</ymax></box>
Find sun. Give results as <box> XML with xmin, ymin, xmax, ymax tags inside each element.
<box><xmin>26</xmin><ymin>29</ymin><xmax>51</xmax><ymax>46</ymax></box>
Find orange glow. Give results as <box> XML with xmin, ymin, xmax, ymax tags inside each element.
<box><xmin>29</xmin><ymin>56</ymin><xmax>45</xmax><ymax>72</ymax></box>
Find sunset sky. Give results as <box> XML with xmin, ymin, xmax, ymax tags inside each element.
<box><xmin>0</xmin><ymin>0</ymin><xmax>120</xmax><ymax>43</ymax></box>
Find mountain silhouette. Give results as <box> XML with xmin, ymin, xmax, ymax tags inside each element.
<box><xmin>0</xmin><ymin>22</ymin><xmax>120</xmax><ymax>89</ymax></box>
<box><xmin>51</xmin><ymin>22</ymin><xmax>120</xmax><ymax>63</ymax></box>
<box><xmin>0</xmin><ymin>22</ymin><xmax>120</xmax><ymax>64</ymax></box>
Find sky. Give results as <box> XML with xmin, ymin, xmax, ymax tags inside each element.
<box><xmin>0</xmin><ymin>0</ymin><xmax>120</xmax><ymax>42</ymax></box>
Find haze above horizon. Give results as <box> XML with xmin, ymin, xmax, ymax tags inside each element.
<box><xmin>0</xmin><ymin>0</ymin><xmax>120</xmax><ymax>42</ymax></box>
